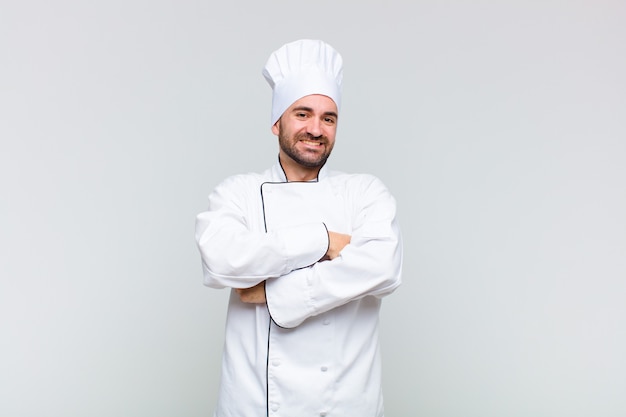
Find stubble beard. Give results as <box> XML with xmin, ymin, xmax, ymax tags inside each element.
<box><xmin>279</xmin><ymin>131</ymin><xmax>333</xmax><ymax>168</ymax></box>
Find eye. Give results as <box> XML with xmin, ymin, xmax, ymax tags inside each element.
<box><xmin>295</xmin><ymin>112</ymin><xmax>308</xmax><ymax>118</ymax></box>
<box><xmin>323</xmin><ymin>116</ymin><xmax>336</xmax><ymax>125</ymax></box>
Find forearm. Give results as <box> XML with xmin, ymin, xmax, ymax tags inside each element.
<box><xmin>195</xmin><ymin>174</ymin><xmax>332</xmax><ymax>289</ymax></box>
<box><xmin>196</xmin><ymin>217</ymin><xmax>328</xmax><ymax>289</ymax></box>
<box><xmin>266</xmin><ymin>223</ymin><xmax>403</xmax><ymax>327</ymax></box>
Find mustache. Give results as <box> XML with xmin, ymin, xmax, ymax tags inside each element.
<box><xmin>296</xmin><ymin>132</ymin><xmax>327</xmax><ymax>142</ymax></box>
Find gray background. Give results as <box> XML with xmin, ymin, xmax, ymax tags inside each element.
<box><xmin>1</xmin><ymin>1</ymin><xmax>625</xmax><ymax>416</ymax></box>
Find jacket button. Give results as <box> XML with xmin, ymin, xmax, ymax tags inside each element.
<box><xmin>320</xmin><ymin>412</ymin><xmax>328</xmax><ymax>416</ymax></box>
<box><xmin>270</xmin><ymin>403</ymin><xmax>279</xmax><ymax>412</ymax></box>
<box><xmin>320</xmin><ymin>366</ymin><xmax>328</xmax><ymax>372</ymax></box>
<box><xmin>323</xmin><ymin>318</ymin><xmax>330</xmax><ymax>325</ymax></box>
<box><xmin>272</xmin><ymin>359</ymin><xmax>281</xmax><ymax>366</ymax></box>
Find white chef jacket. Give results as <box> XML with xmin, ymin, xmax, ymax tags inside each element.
<box><xmin>195</xmin><ymin>161</ymin><xmax>403</xmax><ymax>417</ymax></box>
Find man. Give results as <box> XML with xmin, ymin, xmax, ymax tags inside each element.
<box><xmin>195</xmin><ymin>39</ymin><xmax>403</xmax><ymax>417</ymax></box>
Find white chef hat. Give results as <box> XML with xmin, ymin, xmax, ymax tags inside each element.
<box><xmin>262</xmin><ymin>39</ymin><xmax>343</xmax><ymax>126</ymax></box>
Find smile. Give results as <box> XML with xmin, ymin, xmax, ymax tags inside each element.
<box><xmin>300</xmin><ymin>139</ymin><xmax>323</xmax><ymax>146</ymax></box>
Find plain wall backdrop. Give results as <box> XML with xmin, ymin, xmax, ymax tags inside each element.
<box><xmin>1</xmin><ymin>1</ymin><xmax>625</xmax><ymax>416</ymax></box>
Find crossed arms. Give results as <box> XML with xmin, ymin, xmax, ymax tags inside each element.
<box><xmin>236</xmin><ymin>231</ymin><xmax>351</xmax><ymax>303</ymax></box>
<box><xmin>195</xmin><ymin>173</ymin><xmax>402</xmax><ymax>327</ymax></box>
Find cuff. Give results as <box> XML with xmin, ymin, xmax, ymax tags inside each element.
<box><xmin>265</xmin><ymin>268</ymin><xmax>315</xmax><ymax>328</ymax></box>
<box><xmin>275</xmin><ymin>222</ymin><xmax>328</xmax><ymax>272</ymax></box>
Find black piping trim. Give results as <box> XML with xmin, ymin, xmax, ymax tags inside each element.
<box><xmin>260</xmin><ymin>183</ymin><xmax>270</xmax><ymax>233</ymax></box>
<box><xmin>260</xmin><ymin>179</ymin><xmax>281</xmax><ymax>416</ymax></box>
<box><xmin>260</xmin><ymin>180</ymin><xmax>323</xmax><ymax>233</ymax></box>
<box><xmin>322</xmin><ymin>222</ymin><xmax>330</xmax><ymax>257</ymax></box>
<box><xmin>278</xmin><ymin>156</ymin><xmax>289</xmax><ymax>182</ymax></box>
<box><xmin>277</xmin><ymin>154</ymin><xmax>321</xmax><ymax>183</ymax></box>
<box><xmin>266</xmin><ymin>303</ymin><xmax>291</xmax><ymax>330</ymax></box>
<box><xmin>260</xmin><ymin>172</ymin><xmax>326</xmax><ymax>415</ymax></box>
<box><xmin>265</xmin><ymin>318</ymin><xmax>271</xmax><ymax>417</ymax></box>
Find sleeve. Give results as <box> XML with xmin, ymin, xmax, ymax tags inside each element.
<box><xmin>265</xmin><ymin>175</ymin><xmax>403</xmax><ymax>328</ymax></box>
<box><xmin>195</xmin><ymin>175</ymin><xmax>329</xmax><ymax>289</ymax></box>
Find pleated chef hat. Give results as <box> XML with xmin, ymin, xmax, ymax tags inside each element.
<box><xmin>262</xmin><ymin>39</ymin><xmax>343</xmax><ymax>126</ymax></box>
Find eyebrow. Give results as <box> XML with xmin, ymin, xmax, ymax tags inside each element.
<box><xmin>291</xmin><ymin>106</ymin><xmax>338</xmax><ymax>119</ymax></box>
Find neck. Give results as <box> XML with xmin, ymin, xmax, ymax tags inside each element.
<box><xmin>278</xmin><ymin>154</ymin><xmax>322</xmax><ymax>182</ymax></box>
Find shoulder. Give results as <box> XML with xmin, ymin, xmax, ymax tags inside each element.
<box><xmin>215</xmin><ymin>171</ymin><xmax>267</xmax><ymax>191</ymax></box>
<box><xmin>326</xmin><ymin>170</ymin><xmax>391</xmax><ymax>193</ymax></box>
<box><xmin>325</xmin><ymin>170</ymin><xmax>397</xmax><ymax>213</ymax></box>
<box><xmin>207</xmin><ymin>171</ymin><xmax>270</xmax><ymax>206</ymax></box>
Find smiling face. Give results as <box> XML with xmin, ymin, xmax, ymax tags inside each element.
<box><xmin>272</xmin><ymin>94</ymin><xmax>338</xmax><ymax>181</ymax></box>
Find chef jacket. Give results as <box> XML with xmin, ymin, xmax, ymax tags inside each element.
<box><xmin>195</xmin><ymin>162</ymin><xmax>403</xmax><ymax>417</ymax></box>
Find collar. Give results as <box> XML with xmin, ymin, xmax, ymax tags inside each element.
<box><xmin>271</xmin><ymin>156</ymin><xmax>329</xmax><ymax>183</ymax></box>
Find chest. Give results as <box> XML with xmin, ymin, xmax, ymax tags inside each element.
<box><xmin>259</xmin><ymin>180</ymin><xmax>353</xmax><ymax>234</ymax></box>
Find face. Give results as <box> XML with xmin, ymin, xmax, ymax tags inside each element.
<box><xmin>272</xmin><ymin>94</ymin><xmax>338</xmax><ymax>170</ymax></box>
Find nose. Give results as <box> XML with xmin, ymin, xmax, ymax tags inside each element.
<box><xmin>307</xmin><ymin>117</ymin><xmax>322</xmax><ymax>138</ymax></box>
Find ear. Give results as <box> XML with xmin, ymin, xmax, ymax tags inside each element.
<box><xmin>271</xmin><ymin>119</ymin><xmax>280</xmax><ymax>136</ymax></box>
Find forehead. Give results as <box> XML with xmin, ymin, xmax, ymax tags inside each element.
<box><xmin>287</xmin><ymin>94</ymin><xmax>338</xmax><ymax>114</ymax></box>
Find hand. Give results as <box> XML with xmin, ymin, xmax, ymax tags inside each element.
<box><xmin>320</xmin><ymin>231</ymin><xmax>351</xmax><ymax>261</ymax></box>
<box><xmin>235</xmin><ymin>281</ymin><xmax>266</xmax><ymax>303</ymax></box>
